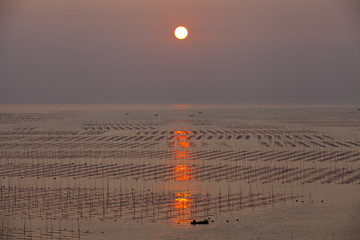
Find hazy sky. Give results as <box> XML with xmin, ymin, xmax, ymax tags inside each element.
<box><xmin>1</xmin><ymin>0</ymin><xmax>359</xmax><ymax>104</ymax></box>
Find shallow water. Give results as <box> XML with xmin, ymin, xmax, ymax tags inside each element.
<box><xmin>0</xmin><ymin>104</ymin><xmax>359</xmax><ymax>239</ymax></box>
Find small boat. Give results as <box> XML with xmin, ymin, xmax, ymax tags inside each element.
<box><xmin>190</xmin><ymin>219</ymin><xmax>209</xmax><ymax>225</ymax></box>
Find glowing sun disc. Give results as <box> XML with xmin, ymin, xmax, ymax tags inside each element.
<box><xmin>174</xmin><ymin>26</ymin><xmax>188</xmax><ymax>40</ymax></box>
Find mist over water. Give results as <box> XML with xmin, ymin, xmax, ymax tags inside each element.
<box><xmin>0</xmin><ymin>104</ymin><xmax>359</xmax><ymax>239</ymax></box>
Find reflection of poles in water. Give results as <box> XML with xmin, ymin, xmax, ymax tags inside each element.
<box><xmin>132</xmin><ymin>188</ymin><xmax>136</xmax><ymax>220</ymax></box>
<box><xmin>256</xmin><ymin>182</ymin><xmax>260</xmax><ymax>204</ymax></box>
<box><xmin>238</xmin><ymin>183</ymin><xmax>242</xmax><ymax>210</ymax></box>
<box><xmin>102</xmin><ymin>178</ymin><xmax>105</xmax><ymax>220</ymax></box>
<box><xmin>205</xmin><ymin>189</ymin><xmax>210</xmax><ymax>217</ymax></box>
<box><xmin>113</xmin><ymin>179</ymin><xmax>117</xmax><ymax>220</ymax></box>
<box><xmin>23</xmin><ymin>217</ymin><xmax>26</xmax><ymax>239</ymax></box>
<box><xmin>218</xmin><ymin>188</ymin><xmax>222</xmax><ymax>213</ymax></box>
<box><xmin>77</xmin><ymin>182</ymin><xmax>83</xmax><ymax>219</ymax></box>
<box><xmin>45</xmin><ymin>211</ymin><xmax>49</xmax><ymax>235</ymax></box>
<box><xmin>167</xmin><ymin>190</ymin><xmax>172</xmax><ymax>222</ymax></box>
<box><xmin>77</xmin><ymin>218</ymin><xmax>81</xmax><ymax>240</ymax></box>
<box><xmin>120</xmin><ymin>184</ymin><xmax>123</xmax><ymax>218</ymax></box>
<box><xmin>249</xmin><ymin>183</ymin><xmax>254</xmax><ymax>209</ymax></box>
<box><xmin>271</xmin><ymin>183</ymin><xmax>274</xmax><ymax>206</ymax></box>
<box><xmin>151</xmin><ymin>189</ymin><xmax>155</xmax><ymax>222</ymax></box>
<box><xmin>51</xmin><ymin>215</ymin><xmax>54</xmax><ymax>239</ymax></box>
<box><xmin>227</xmin><ymin>184</ymin><xmax>231</xmax><ymax>213</ymax></box>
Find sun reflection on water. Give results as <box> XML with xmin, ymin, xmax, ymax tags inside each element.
<box><xmin>174</xmin><ymin>165</ymin><xmax>191</xmax><ymax>181</ymax></box>
<box><xmin>175</xmin><ymin>130</ymin><xmax>190</xmax><ymax>135</ymax></box>
<box><xmin>173</xmin><ymin>192</ymin><xmax>193</xmax><ymax>223</ymax></box>
<box><xmin>173</xmin><ymin>151</ymin><xmax>190</xmax><ymax>159</ymax></box>
<box><xmin>171</xmin><ymin>129</ymin><xmax>195</xmax><ymax>223</ymax></box>
<box><xmin>179</xmin><ymin>141</ymin><xmax>190</xmax><ymax>148</ymax></box>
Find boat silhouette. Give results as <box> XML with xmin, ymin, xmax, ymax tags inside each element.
<box><xmin>190</xmin><ymin>219</ymin><xmax>209</xmax><ymax>225</ymax></box>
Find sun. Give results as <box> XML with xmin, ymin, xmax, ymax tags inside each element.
<box><xmin>174</xmin><ymin>26</ymin><xmax>188</xmax><ymax>40</ymax></box>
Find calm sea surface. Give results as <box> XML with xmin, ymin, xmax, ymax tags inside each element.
<box><xmin>0</xmin><ymin>104</ymin><xmax>359</xmax><ymax>239</ymax></box>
